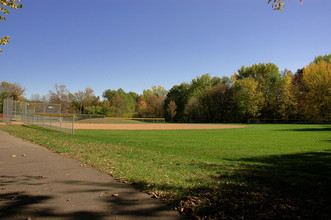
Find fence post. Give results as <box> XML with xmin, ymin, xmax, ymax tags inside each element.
<box><xmin>72</xmin><ymin>115</ymin><xmax>75</xmax><ymax>135</ymax></box>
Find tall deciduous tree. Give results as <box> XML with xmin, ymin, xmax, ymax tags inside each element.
<box><xmin>0</xmin><ymin>81</ymin><xmax>25</xmax><ymax>112</ymax></box>
<box><xmin>302</xmin><ymin>59</ymin><xmax>331</xmax><ymax>120</ymax></box>
<box><xmin>235</xmin><ymin>63</ymin><xmax>282</xmax><ymax>118</ymax></box>
<box><xmin>234</xmin><ymin>77</ymin><xmax>264</xmax><ymax>120</ymax></box>
<box><xmin>278</xmin><ymin>70</ymin><xmax>298</xmax><ymax>119</ymax></box>
<box><xmin>70</xmin><ymin>87</ymin><xmax>99</xmax><ymax>113</ymax></box>
<box><xmin>164</xmin><ymin>83</ymin><xmax>191</xmax><ymax>122</ymax></box>
<box><xmin>166</xmin><ymin>101</ymin><xmax>177</xmax><ymax>122</ymax></box>
<box><xmin>103</xmin><ymin>88</ymin><xmax>138</xmax><ymax>117</ymax></box>
<box><xmin>48</xmin><ymin>84</ymin><xmax>70</xmax><ymax>113</ymax></box>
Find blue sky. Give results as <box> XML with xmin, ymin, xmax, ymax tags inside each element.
<box><xmin>1</xmin><ymin>0</ymin><xmax>330</xmax><ymax>99</ymax></box>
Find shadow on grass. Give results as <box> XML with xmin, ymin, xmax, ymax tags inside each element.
<box><xmin>135</xmin><ymin>151</ymin><xmax>331</xmax><ymax>219</ymax></box>
<box><xmin>274</xmin><ymin>127</ymin><xmax>331</xmax><ymax>132</ymax></box>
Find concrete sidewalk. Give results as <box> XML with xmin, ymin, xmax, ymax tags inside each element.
<box><xmin>0</xmin><ymin>130</ymin><xmax>182</xmax><ymax>220</ymax></box>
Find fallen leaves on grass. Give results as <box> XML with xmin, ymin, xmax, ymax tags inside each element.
<box><xmin>11</xmin><ymin>155</ymin><xmax>16</xmax><ymax>157</ymax></box>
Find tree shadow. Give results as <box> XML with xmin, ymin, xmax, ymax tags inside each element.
<box><xmin>0</xmin><ymin>192</ymin><xmax>104</xmax><ymax>220</ymax></box>
<box><xmin>135</xmin><ymin>150</ymin><xmax>331</xmax><ymax>219</ymax></box>
<box><xmin>0</xmin><ymin>175</ymin><xmax>182</xmax><ymax>219</ymax></box>
<box><xmin>274</xmin><ymin>127</ymin><xmax>331</xmax><ymax>132</ymax></box>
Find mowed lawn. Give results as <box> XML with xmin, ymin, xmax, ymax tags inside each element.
<box><xmin>0</xmin><ymin>124</ymin><xmax>330</xmax><ymax>219</ymax></box>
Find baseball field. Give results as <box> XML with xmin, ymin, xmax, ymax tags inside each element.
<box><xmin>0</xmin><ymin>123</ymin><xmax>330</xmax><ymax>219</ymax></box>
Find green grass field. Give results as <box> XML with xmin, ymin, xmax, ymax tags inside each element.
<box><xmin>0</xmin><ymin>124</ymin><xmax>330</xmax><ymax>218</ymax></box>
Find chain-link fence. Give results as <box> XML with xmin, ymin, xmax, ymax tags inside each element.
<box><xmin>2</xmin><ymin>98</ymin><xmax>74</xmax><ymax>134</ymax></box>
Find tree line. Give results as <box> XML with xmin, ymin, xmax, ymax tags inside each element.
<box><xmin>1</xmin><ymin>54</ymin><xmax>330</xmax><ymax>122</ymax></box>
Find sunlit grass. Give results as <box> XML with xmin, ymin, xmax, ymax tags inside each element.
<box><xmin>1</xmin><ymin>124</ymin><xmax>330</xmax><ymax>218</ymax></box>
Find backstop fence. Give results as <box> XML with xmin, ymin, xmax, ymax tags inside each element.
<box><xmin>2</xmin><ymin>98</ymin><xmax>166</xmax><ymax>134</ymax></box>
<box><xmin>3</xmin><ymin>98</ymin><xmax>74</xmax><ymax>134</ymax></box>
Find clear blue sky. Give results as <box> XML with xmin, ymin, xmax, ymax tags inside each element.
<box><xmin>1</xmin><ymin>0</ymin><xmax>330</xmax><ymax>99</ymax></box>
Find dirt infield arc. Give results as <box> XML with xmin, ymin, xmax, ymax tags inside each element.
<box><xmin>74</xmin><ymin>124</ymin><xmax>245</xmax><ymax>130</ymax></box>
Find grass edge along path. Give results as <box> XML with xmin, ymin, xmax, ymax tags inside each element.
<box><xmin>0</xmin><ymin>124</ymin><xmax>330</xmax><ymax>219</ymax></box>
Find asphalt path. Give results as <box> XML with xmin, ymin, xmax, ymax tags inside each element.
<box><xmin>0</xmin><ymin>130</ymin><xmax>182</xmax><ymax>220</ymax></box>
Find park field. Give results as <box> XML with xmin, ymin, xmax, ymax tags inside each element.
<box><xmin>0</xmin><ymin>124</ymin><xmax>330</xmax><ymax>219</ymax></box>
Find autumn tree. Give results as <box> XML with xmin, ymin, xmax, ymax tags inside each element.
<box><xmin>140</xmin><ymin>86</ymin><xmax>167</xmax><ymax>118</ymax></box>
<box><xmin>0</xmin><ymin>0</ymin><xmax>23</xmax><ymax>52</ymax></box>
<box><xmin>135</xmin><ymin>95</ymin><xmax>148</xmax><ymax>117</ymax></box>
<box><xmin>234</xmin><ymin>77</ymin><xmax>264</xmax><ymax>121</ymax></box>
<box><xmin>48</xmin><ymin>84</ymin><xmax>70</xmax><ymax>113</ymax></box>
<box><xmin>0</xmin><ymin>81</ymin><xmax>25</xmax><ymax>112</ymax></box>
<box><xmin>70</xmin><ymin>87</ymin><xmax>99</xmax><ymax>114</ymax></box>
<box><xmin>166</xmin><ymin>101</ymin><xmax>177</xmax><ymax>122</ymax></box>
<box><xmin>277</xmin><ymin>70</ymin><xmax>298</xmax><ymax>119</ymax></box>
<box><xmin>235</xmin><ymin>63</ymin><xmax>282</xmax><ymax>119</ymax></box>
<box><xmin>301</xmin><ymin>59</ymin><xmax>331</xmax><ymax>120</ymax></box>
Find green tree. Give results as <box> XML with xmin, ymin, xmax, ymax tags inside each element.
<box><xmin>152</xmin><ymin>85</ymin><xmax>167</xmax><ymax>97</ymax></box>
<box><xmin>314</xmin><ymin>54</ymin><xmax>331</xmax><ymax>64</ymax></box>
<box><xmin>103</xmin><ymin>88</ymin><xmax>138</xmax><ymax>117</ymax></box>
<box><xmin>0</xmin><ymin>0</ymin><xmax>23</xmax><ymax>52</ymax></box>
<box><xmin>235</xmin><ymin>63</ymin><xmax>282</xmax><ymax>118</ymax></box>
<box><xmin>185</xmin><ymin>97</ymin><xmax>200</xmax><ymax>123</ymax></box>
<box><xmin>164</xmin><ymin>83</ymin><xmax>191</xmax><ymax>122</ymax></box>
<box><xmin>198</xmin><ymin>84</ymin><xmax>235</xmax><ymax>122</ymax></box>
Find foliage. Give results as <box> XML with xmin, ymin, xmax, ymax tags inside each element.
<box><xmin>235</xmin><ymin>63</ymin><xmax>282</xmax><ymax>118</ymax></box>
<box><xmin>198</xmin><ymin>84</ymin><xmax>235</xmax><ymax>122</ymax></box>
<box><xmin>69</xmin><ymin>87</ymin><xmax>99</xmax><ymax>114</ymax></box>
<box><xmin>164</xmin><ymin>83</ymin><xmax>191</xmax><ymax>122</ymax></box>
<box><xmin>103</xmin><ymin>88</ymin><xmax>138</xmax><ymax>117</ymax></box>
<box><xmin>0</xmin><ymin>81</ymin><xmax>25</xmax><ymax>112</ymax></box>
<box><xmin>302</xmin><ymin>59</ymin><xmax>331</xmax><ymax>120</ymax></box>
<box><xmin>166</xmin><ymin>100</ymin><xmax>177</xmax><ymax>121</ymax></box>
<box><xmin>268</xmin><ymin>0</ymin><xmax>302</xmax><ymax>11</ymax></box>
<box><xmin>234</xmin><ymin>77</ymin><xmax>264</xmax><ymax>120</ymax></box>
<box><xmin>48</xmin><ymin>84</ymin><xmax>70</xmax><ymax>113</ymax></box>
<box><xmin>0</xmin><ymin>0</ymin><xmax>23</xmax><ymax>52</ymax></box>
<box><xmin>314</xmin><ymin>54</ymin><xmax>331</xmax><ymax>64</ymax></box>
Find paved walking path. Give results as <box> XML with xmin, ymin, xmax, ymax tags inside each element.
<box><xmin>0</xmin><ymin>130</ymin><xmax>182</xmax><ymax>220</ymax></box>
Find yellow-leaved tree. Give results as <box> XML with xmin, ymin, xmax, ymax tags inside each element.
<box><xmin>233</xmin><ymin>76</ymin><xmax>265</xmax><ymax>120</ymax></box>
<box><xmin>302</xmin><ymin>59</ymin><xmax>331</xmax><ymax>120</ymax></box>
<box><xmin>0</xmin><ymin>0</ymin><xmax>23</xmax><ymax>52</ymax></box>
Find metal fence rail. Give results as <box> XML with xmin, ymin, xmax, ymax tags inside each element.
<box><xmin>33</xmin><ymin>113</ymin><xmax>75</xmax><ymax>134</ymax></box>
<box><xmin>3</xmin><ymin>98</ymin><xmax>74</xmax><ymax>134</ymax></box>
